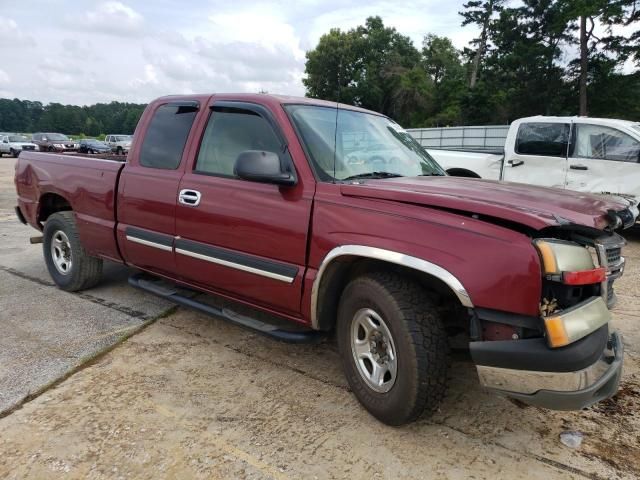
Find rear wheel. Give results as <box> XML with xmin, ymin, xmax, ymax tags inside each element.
<box><xmin>43</xmin><ymin>211</ymin><xmax>103</xmax><ymax>291</ymax></box>
<box><xmin>337</xmin><ymin>272</ymin><xmax>449</xmax><ymax>425</ymax></box>
<box><xmin>10</xmin><ymin>148</ymin><xmax>18</xmax><ymax>158</ymax></box>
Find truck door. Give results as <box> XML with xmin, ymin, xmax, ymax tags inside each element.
<box><xmin>566</xmin><ymin>122</ymin><xmax>640</xmax><ymax>201</ymax></box>
<box><xmin>502</xmin><ymin>121</ymin><xmax>569</xmax><ymax>189</ymax></box>
<box><xmin>117</xmin><ymin>101</ymin><xmax>199</xmax><ymax>277</ymax></box>
<box><xmin>174</xmin><ymin>101</ymin><xmax>313</xmax><ymax>315</ymax></box>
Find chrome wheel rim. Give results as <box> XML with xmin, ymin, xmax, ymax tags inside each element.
<box><xmin>350</xmin><ymin>308</ymin><xmax>397</xmax><ymax>393</ymax></box>
<box><xmin>50</xmin><ymin>230</ymin><xmax>72</xmax><ymax>275</ymax></box>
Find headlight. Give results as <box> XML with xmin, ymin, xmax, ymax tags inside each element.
<box><xmin>534</xmin><ymin>239</ymin><xmax>609</xmax><ymax>347</ymax></box>
<box><xmin>534</xmin><ymin>239</ymin><xmax>594</xmax><ymax>274</ymax></box>
<box><xmin>543</xmin><ymin>297</ymin><xmax>610</xmax><ymax>347</ymax></box>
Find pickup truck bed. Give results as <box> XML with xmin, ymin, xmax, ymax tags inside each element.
<box><xmin>16</xmin><ymin>154</ymin><xmax>125</xmax><ymax>263</ymax></box>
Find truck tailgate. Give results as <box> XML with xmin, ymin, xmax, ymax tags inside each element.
<box><xmin>15</xmin><ymin>152</ymin><xmax>126</xmax><ymax>262</ymax></box>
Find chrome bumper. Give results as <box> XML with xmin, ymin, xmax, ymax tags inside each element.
<box><xmin>476</xmin><ymin>331</ymin><xmax>623</xmax><ymax>410</ymax></box>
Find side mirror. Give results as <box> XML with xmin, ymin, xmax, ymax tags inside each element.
<box><xmin>2</xmin><ymin>140</ymin><xmax>7</xmax><ymax>143</ymax></box>
<box><xmin>234</xmin><ymin>150</ymin><xmax>296</xmax><ymax>186</ymax></box>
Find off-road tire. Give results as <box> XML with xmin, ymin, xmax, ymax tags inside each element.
<box><xmin>43</xmin><ymin>211</ymin><xmax>103</xmax><ymax>291</ymax></box>
<box><xmin>337</xmin><ymin>271</ymin><xmax>449</xmax><ymax>425</ymax></box>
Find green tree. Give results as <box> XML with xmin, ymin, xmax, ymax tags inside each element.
<box><xmin>304</xmin><ymin>16</ymin><xmax>425</xmax><ymax>124</ymax></box>
<box><xmin>422</xmin><ymin>35</ymin><xmax>466</xmax><ymax>125</ymax></box>
<box><xmin>460</xmin><ymin>0</ymin><xmax>506</xmax><ymax>88</ymax></box>
<box><xmin>566</xmin><ymin>0</ymin><xmax>639</xmax><ymax>114</ymax></box>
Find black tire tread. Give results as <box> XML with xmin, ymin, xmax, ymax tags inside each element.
<box><xmin>43</xmin><ymin>211</ymin><xmax>103</xmax><ymax>291</ymax></box>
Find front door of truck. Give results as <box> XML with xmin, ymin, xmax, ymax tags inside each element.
<box><xmin>502</xmin><ymin>121</ymin><xmax>569</xmax><ymax>189</ymax></box>
<box><xmin>117</xmin><ymin>101</ymin><xmax>199</xmax><ymax>277</ymax></box>
<box><xmin>175</xmin><ymin>102</ymin><xmax>313</xmax><ymax>315</ymax></box>
<box><xmin>566</xmin><ymin>122</ymin><xmax>640</xmax><ymax>202</ymax></box>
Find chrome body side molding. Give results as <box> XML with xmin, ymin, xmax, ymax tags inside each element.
<box><xmin>125</xmin><ymin>235</ymin><xmax>173</xmax><ymax>252</ymax></box>
<box><xmin>310</xmin><ymin>245</ymin><xmax>473</xmax><ymax>330</ymax></box>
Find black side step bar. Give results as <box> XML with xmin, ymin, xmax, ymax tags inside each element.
<box><xmin>128</xmin><ymin>273</ymin><xmax>324</xmax><ymax>344</ymax></box>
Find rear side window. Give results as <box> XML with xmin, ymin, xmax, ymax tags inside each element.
<box><xmin>515</xmin><ymin>122</ymin><xmax>569</xmax><ymax>157</ymax></box>
<box><xmin>139</xmin><ymin>103</ymin><xmax>198</xmax><ymax>169</ymax></box>
<box><xmin>195</xmin><ymin>108</ymin><xmax>281</xmax><ymax>177</ymax></box>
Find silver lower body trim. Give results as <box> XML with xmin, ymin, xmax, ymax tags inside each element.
<box><xmin>126</xmin><ymin>235</ymin><xmax>172</xmax><ymax>252</ymax></box>
<box><xmin>175</xmin><ymin>248</ymin><xmax>295</xmax><ymax>284</ymax></box>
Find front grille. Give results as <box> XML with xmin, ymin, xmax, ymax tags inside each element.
<box><xmin>606</xmin><ymin>246</ymin><xmax>622</xmax><ymax>266</ymax></box>
<box><xmin>22</xmin><ymin>146</ymin><xmax>34</xmax><ymax>150</ymax></box>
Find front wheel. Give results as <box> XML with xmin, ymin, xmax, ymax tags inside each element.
<box><xmin>337</xmin><ymin>272</ymin><xmax>449</xmax><ymax>425</ymax></box>
<box><xmin>43</xmin><ymin>211</ymin><xmax>103</xmax><ymax>291</ymax></box>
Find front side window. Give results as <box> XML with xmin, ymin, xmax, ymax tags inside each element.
<box><xmin>195</xmin><ymin>107</ymin><xmax>281</xmax><ymax>177</ymax></box>
<box><xmin>285</xmin><ymin>105</ymin><xmax>444</xmax><ymax>181</ymax></box>
<box><xmin>9</xmin><ymin>135</ymin><xmax>28</xmax><ymax>142</ymax></box>
<box><xmin>139</xmin><ymin>103</ymin><xmax>198</xmax><ymax>169</ymax></box>
<box><xmin>515</xmin><ymin>122</ymin><xmax>569</xmax><ymax>157</ymax></box>
<box><xmin>572</xmin><ymin>124</ymin><xmax>640</xmax><ymax>163</ymax></box>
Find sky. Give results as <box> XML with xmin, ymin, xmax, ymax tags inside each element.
<box><xmin>0</xmin><ymin>0</ymin><xmax>479</xmax><ymax>105</ymax></box>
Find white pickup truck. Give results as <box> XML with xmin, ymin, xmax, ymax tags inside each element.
<box><xmin>426</xmin><ymin>116</ymin><xmax>640</xmax><ymax>209</ymax></box>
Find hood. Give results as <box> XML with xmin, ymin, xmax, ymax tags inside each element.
<box><xmin>340</xmin><ymin>176</ymin><xmax>633</xmax><ymax>231</ymax></box>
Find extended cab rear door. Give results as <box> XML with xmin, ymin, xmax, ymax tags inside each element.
<box><xmin>566</xmin><ymin>121</ymin><xmax>640</xmax><ymax>201</ymax></box>
<box><xmin>174</xmin><ymin>100</ymin><xmax>314</xmax><ymax>315</ymax></box>
<box><xmin>117</xmin><ymin>100</ymin><xmax>199</xmax><ymax>277</ymax></box>
<box><xmin>501</xmin><ymin>120</ymin><xmax>569</xmax><ymax>188</ymax></box>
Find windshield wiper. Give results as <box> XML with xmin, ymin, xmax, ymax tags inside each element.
<box><xmin>418</xmin><ymin>172</ymin><xmax>445</xmax><ymax>176</ymax></box>
<box><xmin>342</xmin><ymin>171</ymin><xmax>404</xmax><ymax>181</ymax></box>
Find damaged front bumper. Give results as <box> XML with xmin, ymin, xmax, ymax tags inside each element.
<box><xmin>471</xmin><ymin>327</ymin><xmax>623</xmax><ymax>410</ymax></box>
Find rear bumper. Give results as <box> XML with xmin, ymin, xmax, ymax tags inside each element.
<box><xmin>473</xmin><ymin>329</ymin><xmax>623</xmax><ymax>410</ymax></box>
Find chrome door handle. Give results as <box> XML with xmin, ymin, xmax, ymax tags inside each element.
<box><xmin>178</xmin><ymin>189</ymin><xmax>201</xmax><ymax>206</ymax></box>
<box><xmin>507</xmin><ymin>159</ymin><xmax>525</xmax><ymax>167</ymax></box>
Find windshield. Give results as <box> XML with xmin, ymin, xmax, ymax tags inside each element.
<box><xmin>9</xmin><ymin>135</ymin><xmax>28</xmax><ymax>142</ymax></box>
<box><xmin>47</xmin><ymin>133</ymin><xmax>69</xmax><ymax>141</ymax></box>
<box><xmin>286</xmin><ymin>105</ymin><xmax>445</xmax><ymax>181</ymax></box>
<box><xmin>114</xmin><ymin>135</ymin><xmax>131</xmax><ymax>142</ymax></box>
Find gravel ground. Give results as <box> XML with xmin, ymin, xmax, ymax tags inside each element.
<box><xmin>0</xmin><ymin>157</ymin><xmax>639</xmax><ymax>479</ymax></box>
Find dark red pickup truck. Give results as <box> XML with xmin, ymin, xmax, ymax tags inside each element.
<box><xmin>15</xmin><ymin>94</ymin><xmax>634</xmax><ymax>425</ymax></box>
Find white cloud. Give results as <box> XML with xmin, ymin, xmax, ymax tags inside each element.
<box><xmin>70</xmin><ymin>1</ymin><xmax>144</xmax><ymax>37</ymax></box>
<box><xmin>0</xmin><ymin>0</ymin><xmax>483</xmax><ymax>105</ymax></box>
<box><xmin>0</xmin><ymin>69</ymin><xmax>10</xmax><ymax>86</ymax></box>
<box><xmin>0</xmin><ymin>19</ymin><xmax>36</xmax><ymax>48</ymax></box>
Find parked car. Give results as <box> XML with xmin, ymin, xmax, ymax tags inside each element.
<box><xmin>0</xmin><ymin>134</ymin><xmax>37</xmax><ymax>157</ymax></box>
<box><xmin>78</xmin><ymin>138</ymin><xmax>112</xmax><ymax>154</ymax></box>
<box><xmin>105</xmin><ymin>134</ymin><xmax>132</xmax><ymax>155</ymax></box>
<box><xmin>424</xmin><ymin>116</ymin><xmax>640</xmax><ymax>211</ymax></box>
<box><xmin>15</xmin><ymin>94</ymin><xmax>632</xmax><ymax>425</ymax></box>
<box><xmin>31</xmin><ymin>133</ymin><xmax>78</xmax><ymax>153</ymax></box>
